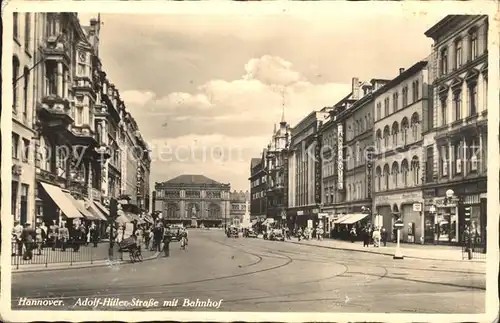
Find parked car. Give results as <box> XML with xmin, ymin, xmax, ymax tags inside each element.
<box><xmin>247</xmin><ymin>229</ymin><xmax>258</xmax><ymax>238</ymax></box>
<box><xmin>269</xmin><ymin>229</ymin><xmax>285</xmax><ymax>241</ymax></box>
<box><xmin>166</xmin><ymin>227</ymin><xmax>182</xmax><ymax>241</ymax></box>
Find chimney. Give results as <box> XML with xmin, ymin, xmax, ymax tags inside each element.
<box><xmin>351</xmin><ymin>77</ymin><xmax>360</xmax><ymax>100</ymax></box>
<box><xmin>399</xmin><ymin>68</ymin><xmax>405</xmax><ymax>75</ymax></box>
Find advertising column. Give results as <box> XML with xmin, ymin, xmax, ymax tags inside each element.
<box><xmin>337</xmin><ymin>123</ymin><xmax>344</xmax><ymax>191</ymax></box>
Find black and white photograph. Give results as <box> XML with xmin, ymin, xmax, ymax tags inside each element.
<box><xmin>1</xmin><ymin>1</ymin><xmax>498</xmax><ymax>322</ymax></box>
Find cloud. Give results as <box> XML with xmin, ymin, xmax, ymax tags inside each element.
<box><xmin>243</xmin><ymin>55</ymin><xmax>302</xmax><ymax>86</ymax></box>
<box><xmin>120</xmin><ymin>90</ymin><xmax>156</xmax><ymax>106</ymax></box>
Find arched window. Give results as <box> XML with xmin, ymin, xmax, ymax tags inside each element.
<box><xmin>208</xmin><ymin>203</ymin><xmax>221</xmax><ymax>219</ymax></box>
<box><xmin>392</xmin><ymin>122</ymin><xmax>399</xmax><ymax>147</ymax></box>
<box><xmin>401</xmin><ymin>159</ymin><xmax>409</xmax><ymax>187</ymax></box>
<box><xmin>383</xmin><ymin>164</ymin><xmax>390</xmax><ymax>191</ymax></box>
<box><xmin>12</xmin><ymin>56</ymin><xmax>20</xmax><ymax>111</ymax></box>
<box><xmin>383</xmin><ymin>126</ymin><xmax>390</xmax><ymax>148</ymax></box>
<box><xmin>348</xmin><ymin>184</ymin><xmax>352</xmax><ymax>200</ymax></box>
<box><xmin>375</xmin><ymin>166</ymin><xmax>382</xmax><ymax>192</ymax></box>
<box><xmin>376</xmin><ymin>129</ymin><xmax>382</xmax><ymax>151</ymax></box>
<box><xmin>353</xmin><ymin>184</ymin><xmax>357</xmax><ymax>200</ymax></box>
<box><xmin>39</xmin><ymin>136</ymin><xmax>51</xmax><ymax>171</ymax></box>
<box><xmin>411</xmin><ymin>156</ymin><xmax>420</xmax><ymax>186</ymax></box>
<box><xmin>410</xmin><ymin>112</ymin><xmax>420</xmax><ymax>141</ymax></box>
<box><xmin>401</xmin><ymin>117</ymin><xmax>409</xmax><ymax>145</ymax></box>
<box><xmin>167</xmin><ymin>203</ymin><xmax>180</xmax><ymax>218</ymax></box>
<box><xmin>391</xmin><ymin>161</ymin><xmax>399</xmax><ymax>189</ymax></box>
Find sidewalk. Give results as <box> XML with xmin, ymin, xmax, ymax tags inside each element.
<box><xmin>9</xmin><ymin>242</ymin><xmax>160</xmax><ymax>273</ymax></box>
<box><xmin>289</xmin><ymin>238</ymin><xmax>487</xmax><ymax>262</ymax></box>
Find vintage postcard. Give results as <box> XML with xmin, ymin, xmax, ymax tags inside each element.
<box><xmin>1</xmin><ymin>0</ymin><xmax>498</xmax><ymax>322</ymax></box>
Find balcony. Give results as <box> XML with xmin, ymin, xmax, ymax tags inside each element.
<box><xmin>70</xmin><ymin>124</ymin><xmax>98</xmax><ymax>146</ymax></box>
<box><xmin>95</xmin><ymin>145</ymin><xmax>111</xmax><ymax>160</ymax></box>
<box><xmin>73</xmin><ymin>77</ymin><xmax>96</xmax><ymax>98</ymax></box>
<box><xmin>41</xmin><ymin>36</ymin><xmax>71</xmax><ymax>66</ymax></box>
<box><xmin>37</xmin><ymin>95</ymin><xmax>73</xmax><ymax>127</ymax></box>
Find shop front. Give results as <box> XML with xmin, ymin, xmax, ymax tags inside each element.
<box><xmin>422</xmin><ymin>180</ymin><xmax>486</xmax><ymax>247</ymax></box>
<box><xmin>374</xmin><ymin>190</ymin><xmax>423</xmax><ymax>243</ymax></box>
<box><xmin>287</xmin><ymin>205</ymin><xmax>320</xmax><ymax>230</ymax></box>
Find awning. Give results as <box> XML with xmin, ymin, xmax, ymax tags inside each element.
<box><xmin>64</xmin><ymin>193</ymin><xmax>99</xmax><ymax>221</ymax></box>
<box><xmin>94</xmin><ymin>201</ymin><xmax>110</xmax><ymax>217</ymax></box>
<box><xmin>85</xmin><ymin>199</ymin><xmax>108</xmax><ymax>221</ymax></box>
<box><xmin>333</xmin><ymin>214</ymin><xmax>351</xmax><ymax>224</ymax></box>
<box><xmin>40</xmin><ymin>182</ymin><xmax>83</xmax><ymax>219</ymax></box>
<box><xmin>127</xmin><ymin>212</ymin><xmax>145</xmax><ymax>224</ymax></box>
<box><xmin>339</xmin><ymin>213</ymin><xmax>369</xmax><ymax>225</ymax></box>
<box><xmin>116</xmin><ymin>213</ymin><xmax>133</xmax><ymax>224</ymax></box>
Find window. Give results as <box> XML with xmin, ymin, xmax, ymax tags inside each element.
<box><xmin>401</xmin><ymin>118</ymin><xmax>409</xmax><ymax>145</ymax></box>
<box><xmin>46</xmin><ymin>13</ymin><xmax>57</xmax><ymax>36</ymax></box>
<box><xmin>440</xmin><ymin>145</ymin><xmax>449</xmax><ymax>177</ymax></box>
<box><xmin>453</xmin><ymin>91</ymin><xmax>462</xmax><ymax>121</ymax></box>
<box><xmin>392</xmin><ymin>92</ymin><xmax>398</xmax><ymax>112</ymax></box>
<box><xmin>383</xmin><ymin>126</ymin><xmax>390</xmax><ymax>148</ymax></box>
<box><xmin>402</xmin><ymin>86</ymin><xmax>408</xmax><ymax>107</ymax></box>
<box><xmin>23</xmin><ymin>67</ymin><xmax>29</xmax><ymax>122</ymax></box>
<box><xmin>13</xmin><ymin>56</ymin><xmax>20</xmax><ymax>111</ymax></box>
<box><xmin>411</xmin><ymin>113</ymin><xmax>420</xmax><ymax>140</ymax></box>
<box><xmin>455</xmin><ymin>39</ymin><xmax>463</xmax><ymax>69</ymax></box>
<box><xmin>12</xmin><ymin>181</ymin><xmax>19</xmax><ymax>219</ymax></box>
<box><xmin>440</xmin><ymin>48</ymin><xmax>448</xmax><ymax>75</ymax></box>
<box><xmin>24</xmin><ymin>13</ymin><xmax>31</xmax><ymax>50</ymax></box>
<box><xmin>375</xmin><ymin>167</ymin><xmax>381</xmax><ymax>192</ymax></box>
<box><xmin>22</xmin><ymin>138</ymin><xmax>30</xmax><ymax>162</ymax></box>
<box><xmin>440</xmin><ymin>99</ymin><xmax>447</xmax><ymax>125</ymax></box>
<box><xmin>425</xmin><ymin>146</ymin><xmax>434</xmax><ymax>183</ymax></box>
<box><xmin>454</xmin><ymin>142</ymin><xmax>463</xmax><ymax>175</ymax></box>
<box><xmin>77</xmin><ymin>51</ymin><xmax>91</xmax><ymax>77</ymax></box>
<box><xmin>45</xmin><ymin>61</ymin><xmax>57</xmax><ymax>96</ymax></box>
<box><xmin>383</xmin><ymin>164</ymin><xmax>390</xmax><ymax>191</ymax></box>
<box><xmin>367</xmin><ymin>113</ymin><xmax>371</xmax><ymax>127</ymax></box>
<box><xmin>392</xmin><ymin>122</ymin><xmax>399</xmax><ymax>147</ymax></box>
<box><xmin>470</xmin><ymin>29</ymin><xmax>478</xmax><ymax>60</ymax></box>
<box><xmin>401</xmin><ymin>159</ymin><xmax>409</xmax><ymax>187</ymax></box>
<box><xmin>12</xmin><ymin>133</ymin><xmax>20</xmax><ymax>159</ymax></box>
<box><xmin>411</xmin><ymin>157</ymin><xmax>420</xmax><ymax>185</ymax></box>
<box><xmin>414</xmin><ymin>80</ymin><xmax>419</xmax><ymax>101</ymax></box>
<box><xmin>391</xmin><ymin>162</ymin><xmax>399</xmax><ymax>188</ymax></box>
<box><xmin>376</xmin><ymin>102</ymin><xmax>381</xmax><ymax>120</ymax></box>
<box><xmin>469</xmin><ymin>139</ymin><xmax>479</xmax><ymax>172</ymax></box>
<box><xmin>384</xmin><ymin>97</ymin><xmax>390</xmax><ymax>116</ymax></box>
<box><xmin>469</xmin><ymin>84</ymin><xmax>478</xmax><ymax>116</ymax></box>
<box><xmin>13</xmin><ymin>13</ymin><xmax>19</xmax><ymax>39</ymax></box>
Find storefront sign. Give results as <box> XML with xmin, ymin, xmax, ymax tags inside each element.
<box><xmin>283</xmin><ymin>153</ymin><xmax>289</xmax><ymax>207</ymax></box>
<box><xmin>314</xmin><ymin>139</ymin><xmax>322</xmax><ymax>204</ymax></box>
<box><xmin>337</xmin><ymin>124</ymin><xmax>343</xmax><ymax>190</ymax></box>
<box><xmin>366</xmin><ymin>162</ymin><xmax>372</xmax><ymax>198</ymax></box>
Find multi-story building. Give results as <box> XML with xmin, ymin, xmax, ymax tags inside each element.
<box><xmin>229</xmin><ymin>190</ymin><xmax>250</xmax><ymax>226</ymax></box>
<box><xmin>287</xmin><ymin>110</ymin><xmax>328</xmax><ymax>230</ymax></box>
<box><xmin>321</xmin><ymin>77</ymin><xmax>386</xmax><ymax>232</ymax></box>
<box><xmin>12</xmin><ymin>12</ymin><xmax>36</xmax><ymax>225</ymax></box>
<box><xmin>423</xmin><ymin>15</ymin><xmax>488</xmax><ymax>247</ymax></box>
<box><xmin>249</xmin><ymin>154</ymin><xmax>267</xmax><ymax>220</ymax></box>
<box><xmin>372</xmin><ymin>62</ymin><xmax>430</xmax><ymax>243</ymax></box>
<box><xmin>10</xmin><ymin>13</ymin><xmax>150</xmax><ymax>228</ymax></box>
<box><xmin>154</xmin><ymin>175</ymin><xmax>231</xmax><ymax>228</ymax></box>
<box><xmin>265</xmin><ymin>114</ymin><xmax>291</xmax><ymax>227</ymax></box>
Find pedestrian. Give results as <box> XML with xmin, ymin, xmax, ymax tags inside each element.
<box><xmin>59</xmin><ymin>223</ymin><xmax>69</xmax><ymax>252</ymax></box>
<box><xmin>381</xmin><ymin>227</ymin><xmax>388</xmax><ymax>246</ymax></box>
<box><xmin>12</xmin><ymin>221</ymin><xmax>23</xmax><ymax>256</ymax></box>
<box><xmin>163</xmin><ymin>233</ymin><xmax>171</xmax><ymax>257</ymax></box>
<box><xmin>136</xmin><ymin>226</ymin><xmax>144</xmax><ymax>249</ymax></box>
<box><xmin>35</xmin><ymin>224</ymin><xmax>44</xmax><ymax>255</ymax></box>
<box><xmin>350</xmin><ymin>226</ymin><xmax>357</xmax><ymax>243</ymax></box>
<box><xmin>372</xmin><ymin>227</ymin><xmax>381</xmax><ymax>247</ymax></box>
<box><xmin>362</xmin><ymin>227</ymin><xmax>370</xmax><ymax>247</ymax></box>
<box><xmin>22</xmin><ymin>223</ymin><xmax>35</xmax><ymax>260</ymax></box>
<box><xmin>154</xmin><ymin>223</ymin><xmax>164</xmax><ymax>252</ymax></box>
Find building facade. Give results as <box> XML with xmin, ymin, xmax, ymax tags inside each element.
<box><xmin>10</xmin><ymin>13</ymin><xmax>150</xmax><ymax>228</ymax></box>
<box><xmin>230</xmin><ymin>190</ymin><xmax>250</xmax><ymax>226</ymax></box>
<box><xmin>12</xmin><ymin>12</ymin><xmax>37</xmax><ymax>225</ymax></box>
<box><xmin>154</xmin><ymin>175</ymin><xmax>231</xmax><ymax>228</ymax></box>
<box><xmin>265</xmin><ymin>115</ymin><xmax>291</xmax><ymax>227</ymax></box>
<box><xmin>423</xmin><ymin>15</ymin><xmax>488</xmax><ymax>247</ymax></box>
<box><xmin>249</xmin><ymin>154</ymin><xmax>267</xmax><ymax>220</ymax></box>
<box><xmin>372</xmin><ymin>62</ymin><xmax>430</xmax><ymax>243</ymax></box>
<box><xmin>287</xmin><ymin>110</ymin><xmax>328</xmax><ymax>230</ymax></box>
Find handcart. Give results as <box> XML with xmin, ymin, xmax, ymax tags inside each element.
<box><xmin>118</xmin><ymin>236</ymin><xmax>143</xmax><ymax>263</ymax></box>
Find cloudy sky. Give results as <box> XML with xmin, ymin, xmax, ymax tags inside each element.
<box><xmin>78</xmin><ymin>11</ymin><xmax>445</xmax><ymax>191</ymax></box>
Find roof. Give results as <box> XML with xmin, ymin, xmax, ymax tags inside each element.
<box><xmin>372</xmin><ymin>61</ymin><xmax>428</xmax><ymax>97</ymax></box>
<box><xmin>250</xmin><ymin>158</ymin><xmax>261</xmax><ymax>169</ymax></box>
<box><xmin>164</xmin><ymin>174</ymin><xmax>222</xmax><ymax>186</ymax></box>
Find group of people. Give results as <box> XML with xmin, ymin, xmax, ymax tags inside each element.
<box><xmin>12</xmin><ymin>220</ymin><xmax>101</xmax><ymax>260</ymax></box>
<box><xmin>349</xmin><ymin>225</ymin><xmax>388</xmax><ymax>247</ymax></box>
<box><xmin>294</xmin><ymin>226</ymin><xmax>324</xmax><ymax>241</ymax></box>
<box><xmin>110</xmin><ymin>221</ymin><xmax>189</xmax><ymax>257</ymax></box>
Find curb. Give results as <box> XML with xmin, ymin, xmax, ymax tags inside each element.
<box><xmin>10</xmin><ymin>252</ymin><xmax>161</xmax><ymax>274</ymax></box>
<box><xmin>287</xmin><ymin>241</ymin><xmax>486</xmax><ymax>263</ymax></box>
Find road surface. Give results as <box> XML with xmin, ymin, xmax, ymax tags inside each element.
<box><xmin>11</xmin><ymin>229</ymin><xmax>486</xmax><ymax>313</ymax></box>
